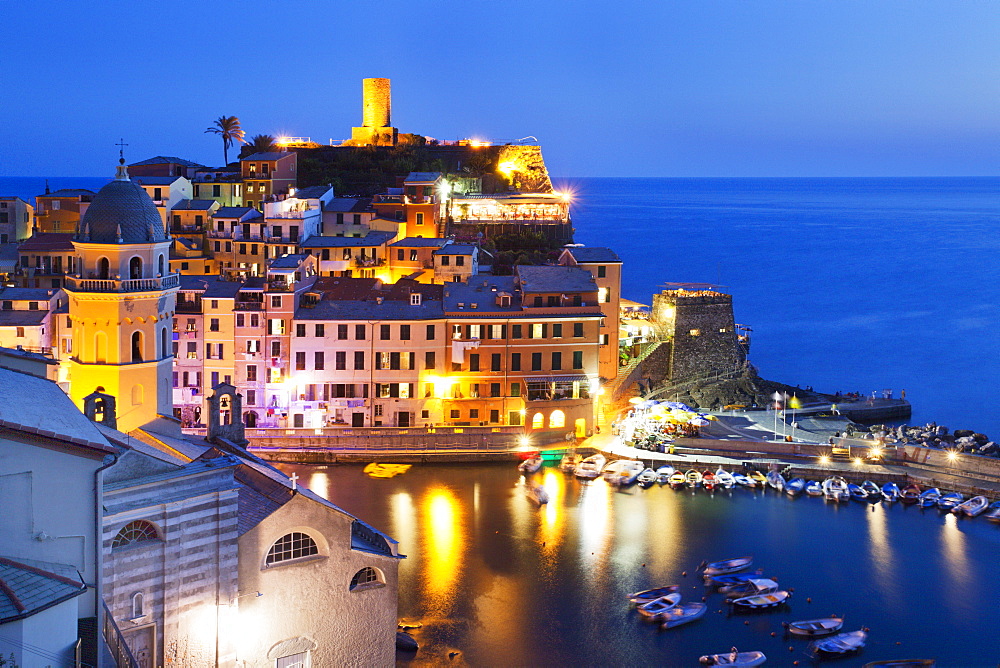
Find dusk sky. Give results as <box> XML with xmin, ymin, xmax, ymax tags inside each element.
<box><xmin>3</xmin><ymin>1</ymin><xmax>999</xmax><ymax>177</ymax></box>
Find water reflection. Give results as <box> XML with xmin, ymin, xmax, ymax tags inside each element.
<box><xmin>306</xmin><ymin>470</ymin><xmax>328</xmax><ymax>499</ymax></box>
<box><xmin>578</xmin><ymin>481</ymin><xmax>613</xmax><ymax>588</ymax></box>
<box><xmin>865</xmin><ymin>503</ymin><xmax>898</xmax><ymax>606</ymax></box>
<box><xmin>538</xmin><ymin>470</ymin><xmax>566</xmax><ymax>559</ymax></box>
<box><xmin>421</xmin><ymin>485</ymin><xmax>464</xmax><ymax>615</ymax></box>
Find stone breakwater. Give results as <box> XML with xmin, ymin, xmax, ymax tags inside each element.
<box><xmin>871</xmin><ymin>422</ymin><xmax>997</xmax><ymax>458</ymax></box>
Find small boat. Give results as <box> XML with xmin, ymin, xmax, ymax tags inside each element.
<box><xmin>882</xmin><ymin>482</ymin><xmax>901</xmax><ymax>503</ymax></box>
<box><xmin>617</xmin><ymin>460</ymin><xmax>645</xmax><ymax>485</ymax></box>
<box><xmin>862</xmin><ymin>660</ymin><xmax>936</xmax><ymax>668</ymax></box>
<box><xmin>937</xmin><ymin>492</ymin><xmax>964</xmax><ymax>511</ymax></box>
<box><xmin>785</xmin><ymin>477</ymin><xmax>805</xmax><ymax>497</ymax></box>
<box><xmin>809</xmin><ymin>629</ymin><xmax>867</xmax><ymax>656</ymax></box>
<box><xmin>660</xmin><ymin>601</ymin><xmax>707</xmax><ymax>629</ymax></box>
<box><xmin>955</xmin><ymin>495</ymin><xmax>989</xmax><ymax>517</ymax></box>
<box><xmin>703</xmin><ymin>470</ymin><xmax>717</xmax><ymax>490</ymax></box>
<box><xmin>559</xmin><ymin>452</ymin><xmax>581</xmax><ymax>473</ymax></box>
<box><xmin>823</xmin><ymin>476</ymin><xmax>849</xmax><ymax>502</ymax></box>
<box><xmin>918</xmin><ymin>487</ymin><xmax>941</xmax><ymax>508</ymax></box>
<box><xmin>637</xmin><ymin>592</ymin><xmax>682</xmax><ymax>620</ymax></box>
<box><xmin>707</xmin><ymin>570</ymin><xmax>766</xmax><ymax>589</ymax></box>
<box><xmin>628</xmin><ymin>584</ymin><xmax>680</xmax><ymax>606</ymax></box>
<box><xmin>527</xmin><ymin>484</ymin><xmax>549</xmax><ymax>505</ymax></box>
<box><xmin>805</xmin><ymin>480</ymin><xmax>824</xmax><ymax>496</ymax></box>
<box><xmin>900</xmin><ymin>483</ymin><xmax>921</xmax><ymax>504</ymax></box>
<box><xmin>637</xmin><ymin>468</ymin><xmax>658</xmax><ymax>488</ymax></box>
<box><xmin>730</xmin><ymin>589</ymin><xmax>790</xmax><ymax>609</ymax></box>
<box><xmin>733</xmin><ymin>473</ymin><xmax>754</xmax><ymax>487</ymax></box>
<box><xmin>784</xmin><ymin>617</ymin><xmax>844</xmax><ymax>637</ymax></box>
<box><xmin>518</xmin><ymin>456</ymin><xmax>542</xmax><ymax>474</ymax></box>
<box><xmin>656</xmin><ymin>465</ymin><xmax>675</xmax><ymax>483</ymax></box>
<box><xmin>574</xmin><ymin>454</ymin><xmax>606</xmax><ymax>479</ymax></box>
<box><xmin>848</xmin><ymin>483</ymin><xmax>868</xmax><ymax>503</ymax></box>
<box><xmin>862</xmin><ymin>480</ymin><xmax>882</xmax><ymax>501</ymax></box>
<box><xmin>715</xmin><ymin>468</ymin><xmax>736</xmax><ymax>488</ymax></box>
<box><xmin>699</xmin><ymin>649</ymin><xmax>767</xmax><ymax>667</ymax></box>
<box><xmin>702</xmin><ymin>556</ymin><xmax>753</xmax><ymax>576</ymax></box>
<box><xmin>685</xmin><ymin>469</ymin><xmax>703</xmax><ymax>488</ymax></box>
<box><xmin>984</xmin><ymin>500</ymin><xmax>1000</xmax><ymax>522</ymax></box>
<box><xmin>765</xmin><ymin>471</ymin><xmax>785</xmax><ymax>492</ymax></box>
<box><xmin>669</xmin><ymin>471</ymin><xmax>687</xmax><ymax>488</ymax></box>
<box><xmin>723</xmin><ymin>578</ymin><xmax>779</xmax><ymax>601</ymax></box>
<box><xmin>748</xmin><ymin>470</ymin><xmax>767</xmax><ymax>486</ymax></box>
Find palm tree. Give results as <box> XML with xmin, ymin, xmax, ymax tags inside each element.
<box><xmin>247</xmin><ymin>134</ymin><xmax>278</xmax><ymax>154</ymax></box>
<box><xmin>204</xmin><ymin>115</ymin><xmax>246</xmax><ymax>165</ymax></box>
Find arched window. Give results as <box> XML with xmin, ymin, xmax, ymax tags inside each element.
<box><xmin>131</xmin><ymin>384</ymin><xmax>144</xmax><ymax>406</ymax></box>
<box><xmin>131</xmin><ymin>331</ymin><xmax>143</xmax><ymax>362</ymax></box>
<box><xmin>265</xmin><ymin>532</ymin><xmax>318</xmax><ymax>566</ymax></box>
<box><xmin>531</xmin><ymin>412</ymin><xmax>544</xmax><ymax>429</ymax></box>
<box><xmin>97</xmin><ymin>257</ymin><xmax>110</xmax><ymax>279</ymax></box>
<box><xmin>131</xmin><ymin>592</ymin><xmax>144</xmax><ymax>618</ymax></box>
<box><xmin>244</xmin><ymin>411</ymin><xmax>258</xmax><ymax>428</ymax></box>
<box><xmin>349</xmin><ymin>567</ymin><xmax>385</xmax><ymax>591</ymax></box>
<box><xmin>157</xmin><ymin>254</ymin><xmax>165</xmax><ymax>276</ymax></box>
<box><xmin>160</xmin><ymin>327</ymin><xmax>167</xmax><ymax>359</ymax></box>
<box><xmin>549</xmin><ymin>410</ymin><xmax>565</xmax><ymax>429</ymax></box>
<box><xmin>129</xmin><ymin>256</ymin><xmax>142</xmax><ymax>279</ymax></box>
<box><xmin>94</xmin><ymin>331</ymin><xmax>107</xmax><ymax>363</ymax></box>
<box><xmin>112</xmin><ymin>520</ymin><xmax>160</xmax><ymax>549</ymax></box>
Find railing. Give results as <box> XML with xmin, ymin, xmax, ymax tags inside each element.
<box><xmin>66</xmin><ymin>273</ymin><xmax>180</xmax><ymax>293</ymax></box>
<box><xmin>235</xmin><ymin>301</ymin><xmax>264</xmax><ymax>311</ymax></box>
<box><xmin>207</xmin><ymin>229</ymin><xmax>232</xmax><ymax>238</ymax></box>
<box><xmin>102</xmin><ymin>601</ymin><xmax>140</xmax><ymax>668</ymax></box>
<box><xmin>355</xmin><ymin>257</ymin><xmax>384</xmax><ymax>268</ymax></box>
<box><xmin>175</xmin><ymin>302</ymin><xmax>202</xmax><ymax>313</ymax></box>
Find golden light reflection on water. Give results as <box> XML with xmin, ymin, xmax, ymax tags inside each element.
<box><xmin>864</xmin><ymin>503</ymin><xmax>898</xmax><ymax>605</ymax></box>
<box><xmin>642</xmin><ymin>490</ymin><xmax>683</xmax><ymax>576</ymax></box>
<box><xmin>306</xmin><ymin>470</ymin><xmax>328</xmax><ymax>499</ymax></box>
<box><xmin>940</xmin><ymin>513</ymin><xmax>970</xmax><ymax>584</ymax></box>
<box><xmin>538</xmin><ymin>469</ymin><xmax>566</xmax><ymax>557</ymax></box>
<box><xmin>421</xmin><ymin>485</ymin><xmax>464</xmax><ymax>614</ymax></box>
<box><xmin>578</xmin><ymin>481</ymin><xmax>613</xmax><ymax>587</ymax></box>
<box><xmin>389</xmin><ymin>492</ymin><xmax>416</xmax><ymax>562</ymax></box>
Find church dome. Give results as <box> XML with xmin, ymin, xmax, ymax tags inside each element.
<box><xmin>76</xmin><ymin>162</ymin><xmax>169</xmax><ymax>244</ymax></box>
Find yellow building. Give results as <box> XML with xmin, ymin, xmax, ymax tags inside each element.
<box><xmin>64</xmin><ymin>160</ymin><xmax>179</xmax><ymax>431</ymax></box>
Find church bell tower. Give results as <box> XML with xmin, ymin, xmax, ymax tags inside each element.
<box><xmin>65</xmin><ymin>158</ymin><xmax>178</xmax><ymax>431</ymax></box>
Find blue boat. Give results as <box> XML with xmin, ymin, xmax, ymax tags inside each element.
<box><xmin>628</xmin><ymin>585</ymin><xmax>680</xmax><ymax>605</ymax></box>
<box><xmin>861</xmin><ymin>481</ymin><xmax>882</xmax><ymax>501</ymax></box>
<box><xmin>937</xmin><ymin>492</ymin><xmax>964</xmax><ymax>511</ymax></box>
<box><xmin>848</xmin><ymin>483</ymin><xmax>868</xmax><ymax>502</ymax></box>
<box><xmin>882</xmin><ymin>482</ymin><xmax>901</xmax><ymax>503</ymax></box>
<box><xmin>706</xmin><ymin>570</ymin><xmax>765</xmax><ymax>587</ymax></box>
<box><xmin>785</xmin><ymin>478</ymin><xmax>805</xmax><ymax>497</ymax></box>
<box><xmin>918</xmin><ymin>487</ymin><xmax>941</xmax><ymax>508</ymax></box>
<box><xmin>805</xmin><ymin>480</ymin><xmax>824</xmax><ymax>496</ymax></box>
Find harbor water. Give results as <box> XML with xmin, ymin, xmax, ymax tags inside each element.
<box><xmin>288</xmin><ymin>462</ymin><xmax>1000</xmax><ymax>666</ymax></box>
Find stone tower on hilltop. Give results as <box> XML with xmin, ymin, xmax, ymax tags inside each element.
<box><xmin>351</xmin><ymin>77</ymin><xmax>398</xmax><ymax>146</ymax></box>
<box><xmin>651</xmin><ymin>287</ymin><xmax>746</xmax><ymax>382</ymax></box>
<box><xmin>65</xmin><ymin>159</ymin><xmax>179</xmax><ymax>431</ymax></box>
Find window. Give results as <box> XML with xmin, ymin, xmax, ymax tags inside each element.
<box><xmin>470</xmin><ymin>408</ymin><xmax>479</xmax><ymax>419</ymax></box>
<box><xmin>410</xmin><ymin>249</ymin><xmax>418</xmax><ymax>262</ymax></box>
<box><xmin>410</xmin><ymin>293</ymin><xmax>422</xmax><ymax>306</ymax></box>
<box><xmin>131</xmin><ymin>592</ymin><xmax>145</xmax><ymax>619</ymax></box>
<box><xmin>531</xmin><ymin>352</ymin><xmax>542</xmax><ymax>371</ymax></box>
<box><xmin>573</xmin><ymin>350</ymin><xmax>584</xmax><ymax>369</ymax></box>
<box><xmin>276</xmin><ymin>652</ymin><xmax>308</xmax><ymax>668</ymax></box>
<box><xmin>450</xmin><ymin>409</ymin><xmax>460</xmax><ymax>419</ymax></box>
<box><xmin>380</xmin><ymin>324</ymin><xmax>390</xmax><ymax>340</ymax></box>
<box><xmin>355</xmin><ymin>324</ymin><xmax>366</xmax><ymax>340</ymax></box>
<box><xmin>210</xmin><ymin>318</ymin><xmax>220</xmax><ymax>332</ymax></box>
<box><xmin>490</xmin><ymin>382</ymin><xmax>501</xmax><ymax>397</ymax></box>
<box><xmin>296</xmin><ymin>323</ymin><xmax>306</xmax><ymax>337</ymax></box>
<box><xmin>491</xmin><ymin>353</ymin><xmax>501</xmax><ymax>371</ymax></box>
<box><xmin>400</xmin><ymin>324</ymin><xmax>410</xmax><ymax>340</ymax></box>
<box><xmin>512</xmin><ymin>324</ymin><xmax>522</xmax><ymax>339</ymax></box>
<box><xmin>551</xmin><ymin>352</ymin><xmax>562</xmax><ymax>370</ymax></box>
<box><xmin>574</xmin><ymin>322</ymin><xmax>584</xmax><ymax>337</ymax></box>
<box><xmin>415</xmin><ymin>212</ymin><xmax>424</xmax><ymax>226</ymax></box>
<box><xmin>349</xmin><ymin>566</ymin><xmax>384</xmax><ymax>591</ymax></box>
<box><xmin>265</xmin><ymin>532</ymin><xmax>319</xmax><ymax>566</ymax></box>
<box><xmin>112</xmin><ymin>520</ymin><xmax>159</xmax><ymax>549</ymax></box>
<box><xmin>271</xmin><ymin>341</ymin><xmax>281</xmax><ymax>357</ymax></box>
<box><xmin>295</xmin><ymin>352</ymin><xmax>306</xmax><ymax>370</ymax></box>
<box><xmin>531</xmin><ymin>323</ymin><xmax>545</xmax><ymax>339</ymax></box>
<box><xmin>315</xmin><ymin>352</ymin><xmax>325</xmax><ymax>370</ymax></box>
<box><xmin>335</xmin><ymin>351</ymin><xmax>346</xmax><ymax>370</ymax></box>
<box><xmin>425</xmin><ymin>351</ymin><xmax>436</xmax><ymax>369</ymax></box>
<box><xmin>271</xmin><ymin>296</ymin><xmax>282</xmax><ymax>308</ymax></box>
<box><xmin>552</xmin><ymin>323</ymin><xmax>562</xmax><ymax>338</ymax></box>
<box><xmin>599</xmin><ymin>287</ymin><xmax>609</xmax><ymax>303</ymax></box>
<box><xmin>597</xmin><ymin>265</ymin><xmax>606</xmax><ymax>278</ymax></box>
<box><xmin>532</xmin><ymin>413</ymin><xmax>544</xmax><ymax>429</ymax></box>
<box><xmin>247</xmin><ymin>365</ymin><xmax>258</xmax><ymax>382</ymax></box>
<box><xmin>315</xmin><ymin>324</ymin><xmax>325</xmax><ymax>337</ymax></box>
<box><xmin>456</xmin><ymin>256</ymin><xmax>465</xmax><ymax>267</ymax></box>
<box><xmin>549</xmin><ymin>410</ymin><xmax>566</xmax><ymax>429</ymax></box>
<box><xmin>510</xmin><ymin>353</ymin><xmax>521</xmax><ymax>371</ymax></box>
<box><xmin>354</xmin><ymin>351</ymin><xmax>365</xmax><ymax>370</ymax></box>
<box><xmin>490</xmin><ymin>409</ymin><xmax>500</xmax><ymax>423</ymax></box>
<box><xmin>510</xmin><ymin>382</ymin><xmax>521</xmax><ymax>397</ymax></box>
<box><xmin>440</xmin><ymin>255</ymin><xmax>450</xmax><ymax>266</ymax></box>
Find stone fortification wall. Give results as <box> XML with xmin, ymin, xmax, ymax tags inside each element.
<box><xmin>497</xmin><ymin>145</ymin><xmax>553</xmax><ymax>192</ymax></box>
<box><xmin>362</xmin><ymin>77</ymin><xmax>391</xmax><ymax>128</ymax></box>
<box><xmin>651</xmin><ymin>291</ymin><xmax>743</xmax><ymax>382</ymax></box>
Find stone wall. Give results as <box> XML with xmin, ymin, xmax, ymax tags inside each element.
<box><xmin>496</xmin><ymin>145</ymin><xmax>553</xmax><ymax>192</ymax></box>
<box><xmin>651</xmin><ymin>291</ymin><xmax>743</xmax><ymax>382</ymax></box>
<box><xmin>362</xmin><ymin>78</ymin><xmax>391</xmax><ymax>128</ymax></box>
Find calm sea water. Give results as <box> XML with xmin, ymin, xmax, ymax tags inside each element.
<box><xmin>3</xmin><ymin>175</ymin><xmax>998</xmax><ymax>436</ymax></box>
<box><xmin>290</xmin><ymin>462</ymin><xmax>1000</xmax><ymax>667</ymax></box>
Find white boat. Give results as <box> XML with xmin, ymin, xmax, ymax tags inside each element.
<box><xmin>518</xmin><ymin>456</ymin><xmax>542</xmax><ymax>473</ymax></box>
<box><xmin>636</xmin><ymin>592</ymin><xmax>682</xmax><ymax>620</ymax></box>
<box><xmin>784</xmin><ymin>617</ymin><xmax>844</xmax><ymax>637</ymax></box>
<box><xmin>604</xmin><ymin>459</ymin><xmax>643</xmax><ymax>485</ymax></box>
<box><xmin>984</xmin><ymin>501</ymin><xmax>1000</xmax><ymax>523</ymax></box>
<box><xmin>699</xmin><ymin>649</ymin><xmax>767</xmax><ymax>667</ymax></box>
<box><xmin>669</xmin><ymin>471</ymin><xmax>687</xmax><ymax>488</ymax></box>
<box><xmin>805</xmin><ymin>480</ymin><xmax>824</xmax><ymax>496</ymax></box>
<box><xmin>574</xmin><ymin>454</ymin><xmax>606</xmax><ymax>479</ymax></box>
<box><xmin>527</xmin><ymin>484</ymin><xmax>549</xmax><ymax>505</ymax></box>
<box><xmin>715</xmin><ymin>468</ymin><xmax>736</xmax><ymax>488</ymax></box>
<box><xmin>702</xmin><ymin>556</ymin><xmax>753</xmax><ymax>576</ymax></box>
<box><xmin>656</xmin><ymin>465</ymin><xmax>675</xmax><ymax>483</ymax></box>
<box><xmin>628</xmin><ymin>584</ymin><xmax>680</xmax><ymax>606</ymax></box>
<box><xmin>732</xmin><ymin>473</ymin><xmax>754</xmax><ymax>487</ymax></box>
<box><xmin>955</xmin><ymin>495</ymin><xmax>989</xmax><ymax>517</ymax></box>
<box><xmin>637</xmin><ymin>468</ymin><xmax>658</xmax><ymax>487</ymax></box>
<box><xmin>730</xmin><ymin>589</ymin><xmax>790</xmax><ymax>609</ymax></box>
<box><xmin>823</xmin><ymin>476</ymin><xmax>849</xmax><ymax>502</ymax></box>
<box><xmin>766</xmin><ymin>471</ymin><xmax>785</xmax><ymax>492</ymax></box>
<box><xmin>660</xmin><ymin>601</ymin><xmax>707</xmax><ymax>629</ymax></box>
<box><xmin>559</xmin><ymin>452</ymin><xmax>581</xmax><ymax>473</ymax></box>
<box><xmin>809</xmin><ymin>629</ymin><xmax>867</xmax><ymax>655</ymax></box>
<box><xmin>685</xmin><ymin>469</ymin><xmax>703</xmax><ymax>487</ymax></box>
<box><xmin>723</xmin><ymin>578</ymin><xmax>779</xmax><ymax>601</ymax></box>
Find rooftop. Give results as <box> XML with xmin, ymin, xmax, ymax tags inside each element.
<box><xmin>269</xmin><ymin>254</ymin><xmax>308</xmax><ymax>269</ymax></box>
<box><xmin>0</xmin><ymin>311</ymin><xmax>48</xmax><ymax>327</ymax></box>
<box><xmin>516</xmin><ymin>265</ymin><xmax>599</xmax><ymax>294</ymax></box>
<box><xmin>291</xmin><ymin>186</ymin><xmax>333</xmax><ymax>200</ymax></box>
<box><xmin>242</xmin><ymin>152</ymin><xmax>294</xmax><ymax>162</ymax></box>
<box><xmin>0</xmin><ymin>287</ymin><xmax>57</xmax><ymax>301</ymax></box>
<box><xmin>0</xmin><ymin>557</ymin><xmax>86</xmax><ymax>624</ymax></box>
<box><xmin>299</xmin><ymin>231</ymin><xmax>396</xmax><ymax>248</ymax></box>
<box><xmin>171</xmin><ymin>199</ymin><xmax>218</xmax><ymax>211</ymax></box>
<box><xmin>214</xmin><ymin>207</ymin><xmax>262</xmax><ymax>220</ymax></box>
<box><xmin>41</xmin><ymin>189</ymin><xmax>96</xmax><ymax>198</ymax></box>
<box><xmin>133</xmin><ymin>176</ymin><xmax>185</xmax><ymax>186</ymax></box>
<box><xmin>178</xmin><ymin>276</ymin><xmax>245</xmax><ymax>298</ymax></box>
<box><xmin>388</xmin><ymin>237</ymin><xmax>451</xmax><ymax>248</ymax></box>
<box><xmin>404</xmin><ymin>172</ymin><xmax>443</xmax><ymax>183</ymax></box>
<box><xmin>130</xmin><ymin>156</ymin><xmax>205</xmax><ymax>168</ymax></box>
<box><xmin>433</xmin><ymin>244</ymin><xmax>477</xmax><ymax>256</ymax></box>
<box><xmin>17</xmin><ymin>233</ymin><xmax>75</xmax><ymax>252</ymax></box>
<box><xmin>562</xmin><ymin>246</ymin><xmax>621</xmax><ymax>263</ymax></box>
<box><xmin>323</xmin><ymin>197</ymin><xmax>372</xmax><ymax>213</ymax></box>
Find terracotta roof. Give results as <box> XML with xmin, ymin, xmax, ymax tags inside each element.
<box><xmin>17</xmin><ymin>233</ymin><xmax>75</xmax><ymax>252</ymax></box>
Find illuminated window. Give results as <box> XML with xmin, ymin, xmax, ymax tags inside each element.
<box><xmin>531</xmin><ymin>412</ymin><xmax>544</xmax><ymax>429</ymax></box>
<box><xmin>689</xmin><ymin>329</ymin><xmax>701</xmax><ymax>336</ymax></box>
<box><xmin>265</xmin><ymin>532</ymin><xmax>318</xmax><ymax>566</ymax></box>
<box><xmin>549</xmin><ymin>410</ymin><xmax>566</xmax><ymax>429</ymax></box>
<box><xmin>349</xmin><ymin>566</ymin><xmax>385</xmax><ymax>591</ymax></box>
<box><xmin>112</xmin><ymin>520</ymin><xmax>160</xmax><ymax>549</ymax></box>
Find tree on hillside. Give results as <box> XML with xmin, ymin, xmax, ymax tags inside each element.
<box><xmin>204</xmin><ymin>116</ymin><xmax>246</xmax><ymax>165</ymax></box>
<box><xmin>247</xmin><ymin>134</ymin><xmax>278</xmax><ymax>154</ymax></box>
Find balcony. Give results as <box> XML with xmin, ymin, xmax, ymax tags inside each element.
<box><xmin>207</xmin><ymin>229</ymin><xmax>232</xmax><ymax>238</ymax></box>
<box><xmin>65</xmin><ymin>273</ymin><xmax>180</xmax><ymax>293</ymax></box>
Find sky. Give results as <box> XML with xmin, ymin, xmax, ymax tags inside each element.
<box><xmin>3</xmin><ymin>0</ymin><xmax>999</xmax><ymax>177</ymax></box>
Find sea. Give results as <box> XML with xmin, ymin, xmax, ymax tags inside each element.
<box><xmin>4</xmin><ymin>175</ymin><xmax>997</xmax><ymax>436</ymax></box>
